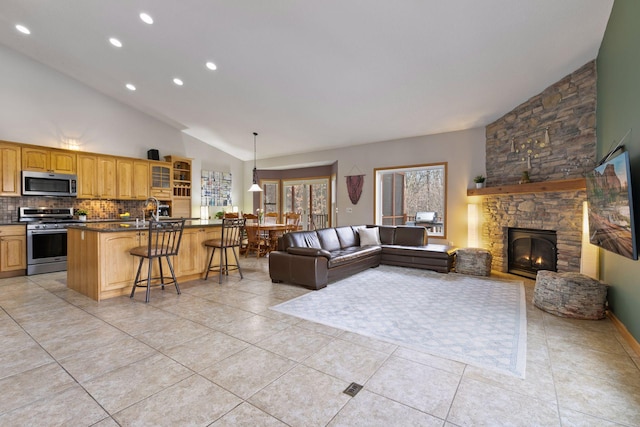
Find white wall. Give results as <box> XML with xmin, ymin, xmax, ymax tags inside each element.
<box><xmin>182</xmin><ymin>133</ymin><xmax>244</xmax><ymax>217</ymax></box>
<box><xmin>0</xmin><ymin>44</ymin><xmax>245</xmax><ymax>218</ymax></box>
<box><xmin>251</xmin><ymin>128</ymin><xmax>486</xmax><ymax>247</ymax></box>
<box><xmin>1</xmin><ymin>44</ymin><xmax>485</xmax><ymax>236</ymax></box>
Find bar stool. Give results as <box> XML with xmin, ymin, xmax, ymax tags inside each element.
<box><xmin>204</xmin><ymin>218</ymin><xmax>245</xmax><ymax>283</ymax></box>
<box><xmin>130</xmin><ymin>219</ymin><xmax>185</xmax><ymax>303</ymax></box>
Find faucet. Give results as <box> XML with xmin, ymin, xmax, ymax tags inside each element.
<box><xmin>145</xmin><ymin>197</ymin><xmax>160</xmax><ymax>222</ymax></box>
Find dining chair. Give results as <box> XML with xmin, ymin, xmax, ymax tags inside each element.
<box><xmin>204</xmin><ymin>217</ymin><xmax>245</xmax><ymax>284</ymax></box>
<box><xmin>264</xmin><ymin>212</ymin><xmax>279</xmax><ymax>224</ymax></box>
<box><xmin>129</xmin><ymin>219</ymin><xmax>185</xmax><ymax>303</ymax></box>
<box><xmin>240</xmin><ymin>213</ymin><xmax>258</xmax><ymax>254</ymax></box>
<box><xmin>245</xmin><ymin>224</ymin><xmax>269</xmax><ymax>258</ymax></box>
<box><xmin>284</xmin><ymin>212</ymin><xmax>302</xmax><ymax>232</ymax></box>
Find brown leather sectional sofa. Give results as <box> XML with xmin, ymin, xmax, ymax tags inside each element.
<box><xmin>269</xmin><ymin>225</ymin><xmax>457</xmax><ymax>290</ymax></box>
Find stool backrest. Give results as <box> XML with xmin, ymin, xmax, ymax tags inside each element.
<box><xmin>148</xmin><ymin>219</ymin><xmax>185</xmax><ymax>257</ymax></box>
<box><xmin>221</xmin><ymin>218</ymin><xmax>246</xmax><ymax>247</ymax></box>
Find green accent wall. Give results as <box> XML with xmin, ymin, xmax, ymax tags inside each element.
<box><xmin>597</xmin><ymin>0</ymin><xmax>640</xmax><ymax>342</ymax></box>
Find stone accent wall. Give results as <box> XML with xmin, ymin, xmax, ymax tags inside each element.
<box><xmin>480</xmin><ymin>61</ymin><xmax>597</xmax><ymax>275</ymax></box>
<box><xmin>483</xmin><ymin>191</ymin><xmax>585</xmax><ymax>273</ymax></box>
<box><xmin>485</xmin><ymin>61</ymin><xmax>597</xmax><ymax>186</ymax></box>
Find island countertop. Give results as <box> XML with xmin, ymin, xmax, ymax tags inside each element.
<box><xmin>67</xmin><ymin>219</ymin><xmax>223</xmax><ymax>232</ymax></box>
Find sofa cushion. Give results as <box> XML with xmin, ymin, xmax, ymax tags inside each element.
<box><xmin>394</xmin><ymin>226</ymin><xmax>427</xmax><ymax>246</ymax></box>
<box><xmin>317</xmin><ymin>228</ymin><xmax>341</xmax><ymax>251</ymax></box>
<box><xmin>328</xmin><ymin>246</ymin><xmax>381</xmax><ymax>268</ymax></box>
<box><xmin>287</xmin><ymin>247</ymin><xmax>332</xmax><ymax>259</ymax></box>
<box><xmin>336</xmin><ymin>226</ymin><xmax>358</xmax><ymax>248</ymax></box>
<box><xmin>284</xmin><ymin>230</ymin><xmax>322</xmax><ymax>249</ymax></box>
<box><xmin>382</xmin><ymin>244</ymin><xmax>456</xmax><ymax>259</ymax></box>
<box><xmin>359</xmin><ymin>227</ymin><xmax>381</xmax><ymax>246</ymax></box>
<box><xmin>376</xmin><ymin>226</ymin><xmax>396</xmax><ymax>245</ymax></box>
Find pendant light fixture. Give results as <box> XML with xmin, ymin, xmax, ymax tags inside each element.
<box><xmin>248</xmin><ymin>132</ymin><xmax>263</xmax><ymax>192</ymax></box>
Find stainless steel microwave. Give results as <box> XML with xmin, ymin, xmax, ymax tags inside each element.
<box><xmin>21</xmin><ymin>171</ymin><xmax>78</xmax><ymax>197</ymax></box>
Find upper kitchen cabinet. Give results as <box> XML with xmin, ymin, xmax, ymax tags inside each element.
<box><xmin>77</xmin><ymin>154</ymin><xmax>117</xmax><ymax>199</ymax></box>
<box><xmin>0</xmin><ymin>142</ymin><xmax>21</xmax><ymax>196</ymax></box>
<box><xmin>165</xmin><ymin>156</ymin><xmax>192</xmax><ymax>217</ymax></box>
<box><xmin>149</xmin><ymin>160</ymin><xmax>172</xmax><ymax>200</ymax></box>
<box><xmin>21</xmin><ymin>146</ymin><xmax>77</xmax><ymax>174</ymax></box>
<box><xmin>117</xmin><ymin>158</ymin><xmax>149</xmax><ymax>200</ymax></box>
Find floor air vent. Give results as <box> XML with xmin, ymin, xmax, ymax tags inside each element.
<box><xmin>343</xmin><ymin>382</ymin><xmax>363</xmax><ymax>397</ymax></box>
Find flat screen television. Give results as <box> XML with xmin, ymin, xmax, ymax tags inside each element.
<box><xmin>585</xmin><ymin>151</ymin><xmax>638</xmax><ymax>260</ymax></box>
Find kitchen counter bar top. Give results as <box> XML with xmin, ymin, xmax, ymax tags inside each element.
<box><xmin>67</xmin><ymin>219</ymin><xmax>222</xmax><ymax>232</ymax></box>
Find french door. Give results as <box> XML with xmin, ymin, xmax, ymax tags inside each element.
<box><xmin>282</xmin><ymin>178</ymin><xmax>330</xmax><ymax>230</ymax></box>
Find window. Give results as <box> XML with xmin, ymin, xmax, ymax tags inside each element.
<box><xmin>374</xmin><ymin>163</ymin><xmax>447</xmax><ymax>238</ymax></box>
<box><xmin>260</xmin><ymin>180</ymin><xmax>280</xmax><ymax>215</ymax></box>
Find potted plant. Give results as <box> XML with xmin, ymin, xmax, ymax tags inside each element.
<box><xmin>215</xmin><ymin>211</ymin><xmax>224</xmax><ymax>220</ymax></box>
<box><xmin>76</xmin><ymin>208</ymin><xmax>88</xmax><ymax>221</ymax></box>
<box><xmin>473</xmin><ymin>175</ymin><xmax>486</xmax><ymax>189</ymax></box>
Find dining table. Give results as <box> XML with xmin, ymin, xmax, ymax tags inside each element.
<box><xmin>244</xmin><ymin>223</ymin><xmax>290</xmax><ymax>253</ymax></box>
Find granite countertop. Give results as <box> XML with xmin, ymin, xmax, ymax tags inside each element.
<box><xmin>67</xmin><ymin>219</ymin><xmax>222</xmax><ymax>232</ymax></box>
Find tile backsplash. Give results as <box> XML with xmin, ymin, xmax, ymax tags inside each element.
<box><xmin>1</xmin><ymin>196</ymin><xmax>155</xmax><ymax>222</ymax></box>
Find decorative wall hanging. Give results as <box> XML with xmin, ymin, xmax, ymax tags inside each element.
<box><xmin>345</xmin><ymin>165</ymin><xmax>365</xmax><ymax>205</ymax></box>
<box><xmin>509</xmin><ymin>127</ymin><xmax>549</xmax><ymax>170</ymax></box>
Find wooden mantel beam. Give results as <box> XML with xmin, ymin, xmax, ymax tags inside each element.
<box><xmin>467</xmin><ymin>178</ymin><xmax>586</xmax><ymax>196</ymax></box>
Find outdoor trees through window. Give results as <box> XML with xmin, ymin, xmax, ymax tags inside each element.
<box><xmin>374</xmin><ymin>163</ymin><xmax>447</xmax><ymax>237</ymax></box>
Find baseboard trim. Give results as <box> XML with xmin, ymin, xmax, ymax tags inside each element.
<box><xmin>608</xmin><ymin>312</ymin><xmax>640</xmax><ymax>357</ymax></box>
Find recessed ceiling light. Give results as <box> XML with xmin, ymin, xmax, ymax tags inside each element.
<box><xmin>109</xmin><ymin>38</ymin><xmax>122</xmax><ymax>48</ymax></box>
<box><xmin>206</xmin><ymin>61</ymin><xmax>217</xmax><ymax>71</ymax></box>
<box><xmin>173</xmin><ymin>78</ymin><xmax>184</xmax><ymax>86</ymax></box>
<box><xmin>139</xmin><ymin>12</ymin><xmax>154</xmax><ymax>24</ymax></box>
<box><xmin>126</xmin><ymin>83</ymin><xmax>136</xmax><ymax>91</ymax></box>
<box><xmin>15</xmin><ymin>24</ymin><xmax>30</xmax><ymax>35</ymax></box>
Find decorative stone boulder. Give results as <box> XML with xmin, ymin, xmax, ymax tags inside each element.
<box><xmin>456</xmin><ymin>248</ymin><xmax>492</xmax><ymax>276</ymax></box>
<box><xmin>533</xmin><ymin>270</ymin><xmax>608</xmax><ymax>320</ymax></box>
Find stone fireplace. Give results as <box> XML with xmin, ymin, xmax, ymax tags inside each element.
<box><xmin>476</xmin><ymin>60</ymin><xmax>597</xmax><ymax>275</ymax></box>
<box><xmin>481</xmin><ymin>190</ymin><xmax>584</xmax><ymax>274</ymax></box>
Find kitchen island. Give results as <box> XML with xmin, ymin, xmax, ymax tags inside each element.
<box><xmin>67</xmin><ymin>220</ymin><xmax>225</xmax><ymax>301</ymax></box>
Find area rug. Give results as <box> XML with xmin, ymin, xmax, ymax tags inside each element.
<box><xmin>271</xmin><ymin>265</ymin><xmax>527</xmax><ymax>378</ymax></box>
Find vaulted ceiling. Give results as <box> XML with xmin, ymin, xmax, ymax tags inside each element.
<box><xmin>0</xmin><ymin>1</ymin><xmax>613</xmax><ymax>160</ymax></box>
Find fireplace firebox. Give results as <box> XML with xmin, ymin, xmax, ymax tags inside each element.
<box><xmin>508</xmin><ymin>228</ymin><xmax>557</xmax><ymax>279</ymax></box>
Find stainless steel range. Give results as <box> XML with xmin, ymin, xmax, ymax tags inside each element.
<box><xmin>19</xmin><ymin>207</ymin><xmax>83</xmax><ymax>275</ymax></box>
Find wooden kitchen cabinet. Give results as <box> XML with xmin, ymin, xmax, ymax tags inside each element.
<box><xmin>99</xmin><ymin>231</ymin><xmax>144</xmax><ymax>293</ymax></box>
<box><xmin>149</xmin><ymin>160</ymin><xmax>172</xmax><ymax>200</ymax></box>
<box><xmin>21</xmin><ymin>147</ymin><xmax>77</xmax><ymax>174</ymax></box>
<box><xmin>0</xmin><ymin>225</ymin><xmax>26</xmax><ymax>275</ymax></box>
<box><xmin>77</xmin><ymin>154</ymin><xmax>117</xmax><ymax>199</ymax></box>
<box><xmin>0</xmin><ymin>142</ymin><xmax>21</xmax><ymax>196</ymax></box>
<box><xmin>165</xmin><ymin>156</ymin><xmax>192</xmax><ymax>218</ymax></box>
<box><xmin>117</xmin><ymin>159</ymin><xmax>149</xmax><ymax>200</ymax></box>
<box><xmin>172</xmin><ymin>199</ymin><xmax>191</xmax><ymax>219</ymax></box>
<box><xmin>173</xmin><ymin>226</ymin><xmax>227</xmax><ymax>278</ymax></box>
<box><xmin>133</xmin><ymin>160</ymin><xmax>150</xmax><ymax>200</ymax></box>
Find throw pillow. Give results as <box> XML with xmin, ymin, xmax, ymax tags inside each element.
<box><xmin>359</xmin><ymin>227</ymin><xmax>381</xmax><ymax>246</ymax></box>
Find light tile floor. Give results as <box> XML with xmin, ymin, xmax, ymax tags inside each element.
<box><xmin>1</xmin><ymin>258</ymin><xmax>639</xmax><ymax>426</ymax></box>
